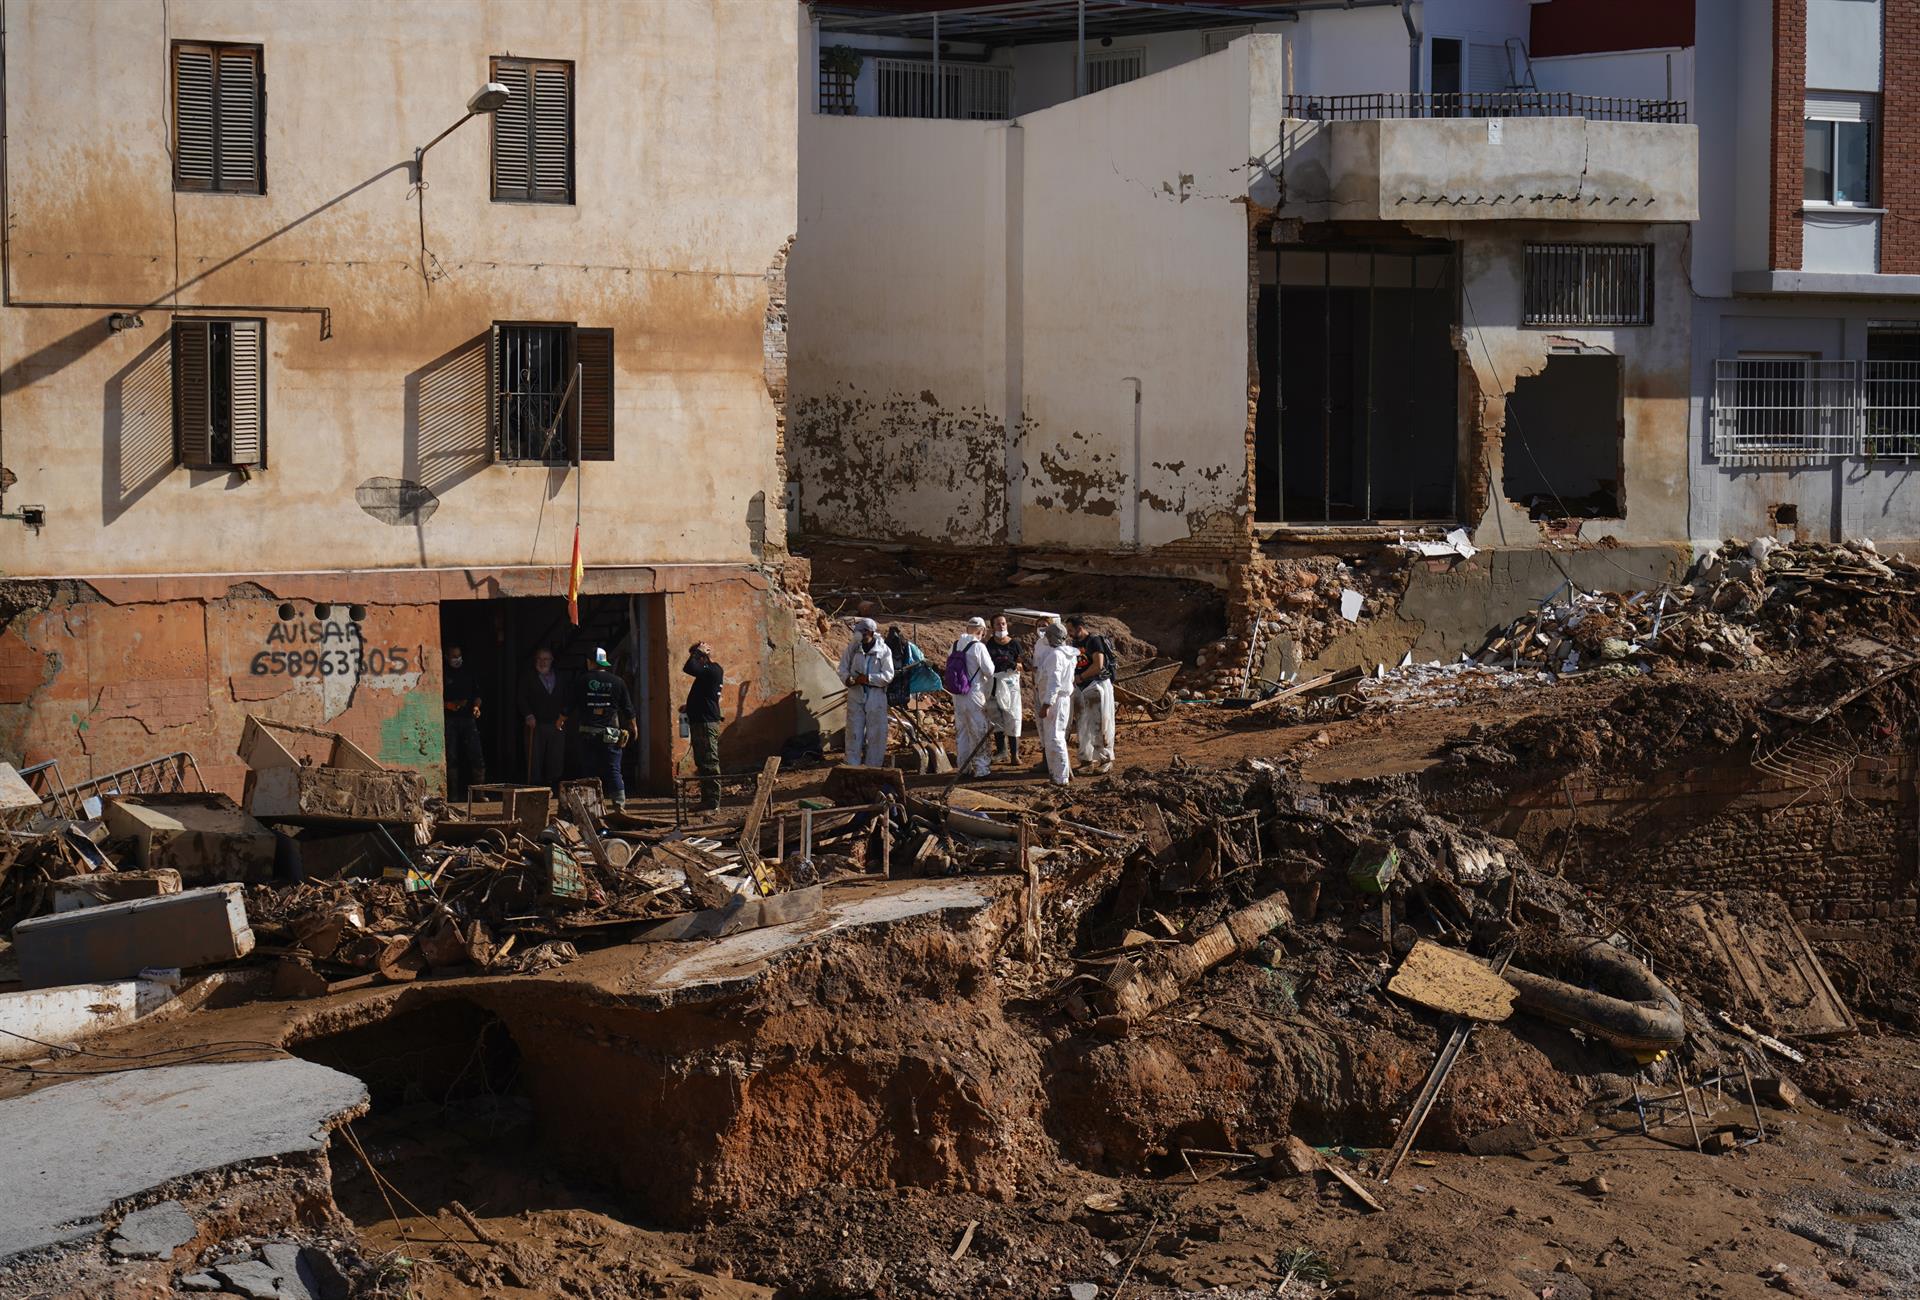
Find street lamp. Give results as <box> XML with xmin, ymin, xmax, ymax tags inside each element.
<box><xmin>413</xmin><ymin>81</ymin><xmax>512</xmax><ymax>183</ymax></box>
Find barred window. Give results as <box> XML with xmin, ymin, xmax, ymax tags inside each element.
<box><xmin>1711</xmin><ymin>357</ymin><xmax>1857</xmax><ymax>466</ymax></box>
<box><xmin>491</xmin><ymin>322</ymin><xmax>614</xmax><ymax>463</ymax></box>
<box><xmin>1522</xmin><ymin>244</ymin><xmax>1653</xmax><ymax>326</ymax></box>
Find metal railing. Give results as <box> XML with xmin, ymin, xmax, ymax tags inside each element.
<box><xmin>21</xmin><ymin>751</ymin><xmax>208</xmax><ymax>820</ymax></box>
<box><xmin>1283</xmin><ymin>92</ymin><xmax>1687</xmax><ymax>123</ymax></box>
<box><xmin>874</xmin><ymin>56</ymin><xmax>1012</xmax><ymax>120</ymax></box>
<box><xmin>1523</xmin><ymin>243</ymin><xmax>1653</xmax><ymax>326</ymax></box>
<box><xmin>1712</xmin><ymin>359</ymin><xmax>1920</xmax><ymax>466</ymax></box>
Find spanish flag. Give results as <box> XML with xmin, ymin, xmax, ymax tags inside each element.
<box><xmin>566</xmin><ymin>525</ymin><xmax>584</xmax><ymax>625</ymax></box>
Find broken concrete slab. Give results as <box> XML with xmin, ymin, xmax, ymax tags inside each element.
<box><xmin>0</xmin><ymin>1059</ymin><xmax>367</xmax><ymax>1259</ymax></box>
<box><xmin>215</xmin><ymin>1256</ymin><xmax>291</xmax><ymax>1300</ymax></box>
<box><xmin>107</xmin><ymin>1200</ymin><xmax>196</xmax><ymax>1259</ymax></box>
<box><xmin>12</xmin><ymin>883</ymin><xmax>254</xmax><ymax>989</ymax></box>
<box><xmin>0</xmin><ymin>762</ymin><xmax>40</xmax><ymax>828</ymax></box>
<box><xmin>102</xmin><ymin>793</ymin><xmax>277</xmax><ymax>885</ymax></box>
<box><xmin>634</xmin><ymin>885</ymin><xmax>825</xmax><ymax>944</ymax></box>
<box><xmin>0</xmin><ymin>976</ymin><xmax>189</xmax><ymax>1061</ymax></box>
<box><xmin>51</xmin><ymin>867</ymin><xmax>183</xmax><ymax>912</ymax></box>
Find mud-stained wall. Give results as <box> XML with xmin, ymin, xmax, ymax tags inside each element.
<box><xmin>790</xmin><ymin>45</ymin><xmax>1255</xmax><ymax>553</ymax></box>
<box><xmin>0</xmin><ymin>0</ymin><xmax>798</xmax><ymax>579</ymax></box>
<box><xmin>0</xmin><ymin>564</ymin><xmax>793</xmax><ymax>797</ymax></box>
<box><xmin>1455</xmin><ymin>221</ymin><xmax>1694</xmax><ymax>547</ymax></box>
<box><xmin>789</xmin><ymin>115</ymin><xmax>1013</xmax><ymax>545</ymax></box>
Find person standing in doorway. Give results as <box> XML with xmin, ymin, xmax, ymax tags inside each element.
<box><xmin>442</xmin><ymin>644</ymin><xmax>486</xmax><ymax>802</ymax></box>
<box><xmin>837</xmin><ymin>617</ymin><xmax>895</xmax><ymax>768</ymax></box>
<box><xmin>682</xmin><ymin>641</ymin><xmax>725</xmax><ymax>812</ymax></box>
<box><xmin>1066</xmin><ymin>614</ymin><xmax>1116</xmax><ymax>775</ymax></box>
<box><xmin>985</xmin><ymin>614</ymin><xmax>1028</xmax><ymax>766</ymax></box>
<box><xmin>572</xmin><ymin>647</ymin><xmax>636</xmax><ymax>810</ymax></box>
<box><xmin>516</xmin><ymin>647</ymin><xmax>568</xmax><ymax>790</ymax></box>
<box><xmin>946</xmin><ymin>617</ymin><xmax>997</xmax><ymax>779</ymax></box>
<box><xmin>1032</xmin><ymin>622</ymin><xmax>1079</xmax><ymax>786</ymax></box>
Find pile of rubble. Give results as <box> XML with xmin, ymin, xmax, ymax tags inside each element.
<box><xmin>1189</xmin><ymin>554</ymin><xmax>1408</xmax><ymax>700</ymax></box>
<box><xmin>1476</xmin><ymin>538</ymin><xmax>1920</xmax><ymax>675</ymax></box>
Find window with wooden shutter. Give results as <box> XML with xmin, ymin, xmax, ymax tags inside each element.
<box><xmin>173</xmin><ymin>42</ymin><xmax>264</xmax><ymax>194</ymax></box>
<box><xmin>174</xmin><ymin>318</ymin><xmax>266</xmax><ymax>469</ymax></box>
<box><xmin>491</xmin><ymin>57</ymin><xmax>573</xmax><ymax>204</ymax></box>
<box><xmin>573</xmin><ymin>328</ymin><xmax>614</xmax><ymax>461</ymax></box>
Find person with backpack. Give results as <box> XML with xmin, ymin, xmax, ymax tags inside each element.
<box><xmin>838</xmin><ymin>617</ymin><xmax>895</xmax><ymax>768</ymax></box>
<box><xmin>945</xmin><ymin>616</ymin><xmax>997</xmax><ymax>778</ymax></box>
<box><xmin>1065</xmin><ymin>613</ymin><xmax>1117</xmax><ymax>775</ymax></box>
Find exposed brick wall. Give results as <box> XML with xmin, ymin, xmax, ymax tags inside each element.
<box><xmin>1478</xmin><ymin>753</ymin><xmax>1919</xmax><ymax>925</ymax></box>
<box><xmin>1883</xmin><ymin>0</ymin><xmax>1920</xmax><ymax>272</ymax></box>
<box><xmin>1769</xmin><ymin>0</ymin><xmax>1806</xmax><ymax>272</ymax></box>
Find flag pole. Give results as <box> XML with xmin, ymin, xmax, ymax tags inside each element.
<box><xmin>567</xmin><ymin>361</ymin><xmax>584</xmax><ymax>625</ymax></box>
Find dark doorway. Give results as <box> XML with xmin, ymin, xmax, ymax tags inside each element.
<box><xmin>1502</xmin><ymin>353</ymin><xmax>1623</xmax><ymax>519</ymax></box>
<box><xmin>1431</xmin><ymin>37</ymin><xmax>1463</xmax><ymax>103</ymax></box>
<box><xmin>438</xmin><ymin>593</ymin><xmax>665</xmax><ymax>797</ymax></box>
<box><xmin>1256</xmin><ymin>240</ymin><xmax>1459</xmax><ymax>523</ymax></box>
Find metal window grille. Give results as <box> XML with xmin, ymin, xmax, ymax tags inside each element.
<box><xmin>1282</xmin><ymin>92</ymin><xmax>1686</xmax><ymax>123</ymax></box>
<box><xmin>1864</xmin><ymin>361</ymin><xmax>1920</xmax><ymax>460</ymax></box>
<box><xmin>1523</xmin><ymin>244</ymin><xmax>1653</xmax><ymax>326</ymax></box>
<box><xmin>1087</xmin><ymin>48</ymin><xmax>1145</xmax><ymax>93</ymax></box>
<box><xmin>873</xmin><ymin>57</ymin><xmax>1011</xmax><ymax>119</ymax></box>
<box><xmin>1712</xmin><ymin>359</ymin><xmax>1860</xmax><ymax>466</ymax></box>
<box><xmin>496</xmin><ymin>324</ymin><xmax>575</xmax><ymax>461</ymax></box>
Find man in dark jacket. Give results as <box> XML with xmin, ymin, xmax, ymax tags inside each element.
<box><xmin>516</xmin><ymin>647</ymin><xmax>569</xmax><ymax>789</ymax></box>
<box><xmin>442</xmin><ymin>644</ymin><xmax>485</xmax><ymax>802</ymax></box>
<box><xmin>682</xmin><ymin>641</ymin><xmax>725</xmax><ymax>812</ymax></box>
<box><xmin>571</xmin><ymin>647</ymin><xmax>637</xmax><ymax>810</ymax></box>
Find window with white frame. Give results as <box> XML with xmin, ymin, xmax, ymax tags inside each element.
<box><xmin>1712</xmin><ymin>354</ymin><xmax>1858</xmax><ymax>466</ymax></box>
<box><xmin>1804</xmin><ymin>93</ymin><xmax>1875</xmax><ymax>206</ymax></box>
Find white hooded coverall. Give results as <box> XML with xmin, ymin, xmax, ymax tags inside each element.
<box><xmin>949</xmin><ymin>634</ymin><xmax>997</xmax><ymax>777</ymax></box>
<box><xmin>1033</xmin><ymin>638</ymin><xmax>1079</xmax><ymax>785</ymax></box>
<box><xmin>837</xmin><ymin>636</ymin><xmax>895</xmax><ymax>767</ymax></box>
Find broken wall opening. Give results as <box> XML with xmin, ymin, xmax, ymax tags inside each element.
<box><xmin>1501</xmin><ymin>353</ymin><xmax>1623</xmax><ymax>520</ymax></box>
<box><xmin>1256</xmin><ymin>235</ymin><xmax>1458</xmax><ymax>524</ymax></box>
<box><xmin>438</xmin><ymin>592</ymin><xmax>667</xmax><ymax>796</ymax></box>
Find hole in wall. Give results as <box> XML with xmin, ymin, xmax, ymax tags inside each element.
<box><xmin>277</xmin><ymin>602</ymin><xmax>297</xmax><ymax>621</ymax></box>
<box><xmin>1502</xmin><ymin>354</ymin><xmax>1623</xmax><ymax>521</ymax></box>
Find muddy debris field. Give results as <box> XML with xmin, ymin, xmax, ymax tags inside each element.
<box><xmin>2</xmin><ymin>539</ymin><xmax>1920</xmax><ymax>1300</ymax></box>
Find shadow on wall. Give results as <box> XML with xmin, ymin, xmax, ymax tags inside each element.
<box><xmin>102</xmin><ymin>331</ymin><xmax>175</xmax><ymax>524</ymax></box>
<box><xmin>404</xmin><ymin>331</ymin><xmax>493</xmax><ymax>501</ymax></box>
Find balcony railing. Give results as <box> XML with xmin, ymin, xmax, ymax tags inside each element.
<box><xmin>1284</xmin><ymin>92</ymin><xmax>1687</xmax><ymax>124</ymax></box>
<box><xmin>1712</xmin><ymin>359</ymin><xmax>1920</xmax><ymax>466</ymax></box>
<box><xmin>874</xmin><ymin>57</ymin><xmax>1013</xmax><ymax>120</ymax></box>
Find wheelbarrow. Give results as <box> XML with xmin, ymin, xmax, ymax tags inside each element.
<box><xmin>1113</xmin><ymin>657</ymin><xmax>1182</xmax><ymax>721</ymax></box>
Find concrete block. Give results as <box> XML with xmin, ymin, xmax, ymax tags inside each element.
<box><xmin>0</xmin><ymin>762</ymin><xmax>40</xmax><ymax>828</ymax></box>
<box><xmin>102</xmin><ymin>793</ymin><xmax>277</xmax><ymax>885</ymax></box>
<box><xmin>108</xmin><ymin>1200</ymin><xmax>196</xmax><ymax>1258</ymax></box>
<box><xmin>51</xmin><ymin>868</ymin><xmax>183</xmax><ymax>912</ymax></box>
<box><xmin>11</xmin><ymin>885</ymin><xmax>254</xmax><ymax>989</ymax></box>
<box><xmin>0</xmin><ymin>977</ymin><xmax>182</xmax><ymax>1060</ymax></box>
<box><xmin>246</xmin><ymin>765</ymin><xmax>425</xmax><ymax>827</ymax></box>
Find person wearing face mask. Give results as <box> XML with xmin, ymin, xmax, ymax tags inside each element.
<box><xmin>442</xmin><ymin>644</ymin><xmax>486</xmax><ymax>802</ymax></box>
<box><xmin>837</xmin><ymin>617</ymin><xmax>895</xmax><ymax>768</ymax></box>
<box><xmin>1032</xmin><ymin>622</ymin><xmax>1079</xmax><ymax>786</ymax></box>
<box><xmin>984</xmin><ymin>614</ymin><xmax>1028</xmax><ymax>766</ymax></box>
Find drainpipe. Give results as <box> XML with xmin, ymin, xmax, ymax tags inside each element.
<box><xmin>1125</xmin><ymin>377</ymin><xmax>1143</xmax><ymax>549</ymax></box>
<box><xmin>1075</xmin><ymin>0</ymin><xmax>1085</xmax><ymax>98</ymax></box>
<box><xmin>1401</xmin><ymin>0</ymin><xmax>1421</xmax><ymax>109</ymax></box>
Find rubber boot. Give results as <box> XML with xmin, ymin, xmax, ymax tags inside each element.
<box><xmin>1009</xmin><ymin>736</ymin><xmax>1022</xmax><ymax>767</ymax></box>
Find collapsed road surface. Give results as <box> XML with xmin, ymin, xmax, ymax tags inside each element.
<box><xmin>2</xmin><ymin>540</ymin><xmax>1920</xmax><ymax>1298</ymax></box>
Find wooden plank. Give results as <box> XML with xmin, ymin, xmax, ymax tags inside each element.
<box><xmin>562</xmin><ymin>785</ymin><xmax>612</xmax><ymax>872</ymax></box>
<box><xmin>654</xmin><ymin>839</ymin><xmax>734</xmax><ymax>910</ymax></box>
<box><xmin>737</xmin><ymin>756</ymin><xmax>783</xmax><ymax>860</ymax></box>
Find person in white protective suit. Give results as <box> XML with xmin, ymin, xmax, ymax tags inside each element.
<box><xmin>946</xmin><ymin>617</ymin><xmax>997</xmax><ymax>778</ymax></box>
<box><xmin>837</xmin><ymin>617</ymin><xmax>895</xmax><ymax>767</ymax></box>
<box><xmin>984</xmin><ymin>614</ymin><xmax>1028</xmax><ymax>766</ymax></box>
<box><xmin>1031</xmin><ymin>622</ymin><xmax>1079</xmax><ymax>786</ymax></box>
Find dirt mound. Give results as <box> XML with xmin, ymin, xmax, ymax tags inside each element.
<box><xmin>1441</xmin><ymin>678</ymin><xmax>1754</xmax><ymax>774</ymax></box>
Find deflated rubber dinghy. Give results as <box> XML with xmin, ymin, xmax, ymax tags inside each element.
<box><xmin>1501</xmin><ymin>938</ymin><xmax>1685</xmax><ymax>1052</ymax></box>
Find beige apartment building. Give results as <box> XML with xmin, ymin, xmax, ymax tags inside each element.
<box><xmin>0</xmin><ymin>0</ymin><xmax>805</xmax><ymax>798</ymax></box>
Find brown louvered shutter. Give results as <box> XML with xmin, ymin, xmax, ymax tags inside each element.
<box><xmin>174</xmin><ymin>46</ymin><xmax>216</xmax><ymax>190</ymax></box>
<box><xmin>530</xmin><ymin>63</ymin><xmax>573</xmax><ymax>204</ymax></box>
<box><xmin>491</xmin><ymin>61</ymin><xmax>533</xmax><ymax>201</ymax></box>
<box><xmin>215</xmin><ymin>48</ymin><xmax>261</xmax><ymax>194</ymax></box>
<box><xmin>575</xmin><ymin>328</ymin><xmax>614</xmax><ymax>461</ymax></box>
<box><xmin>227</xmin><ymin>320</ymin><xmax>264</xmax><ymax>466</ymax></box>
<box><xmin>174</xmin><ymin>320</ymin><xmax>213</xmax><ymax>467</ymax></box>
